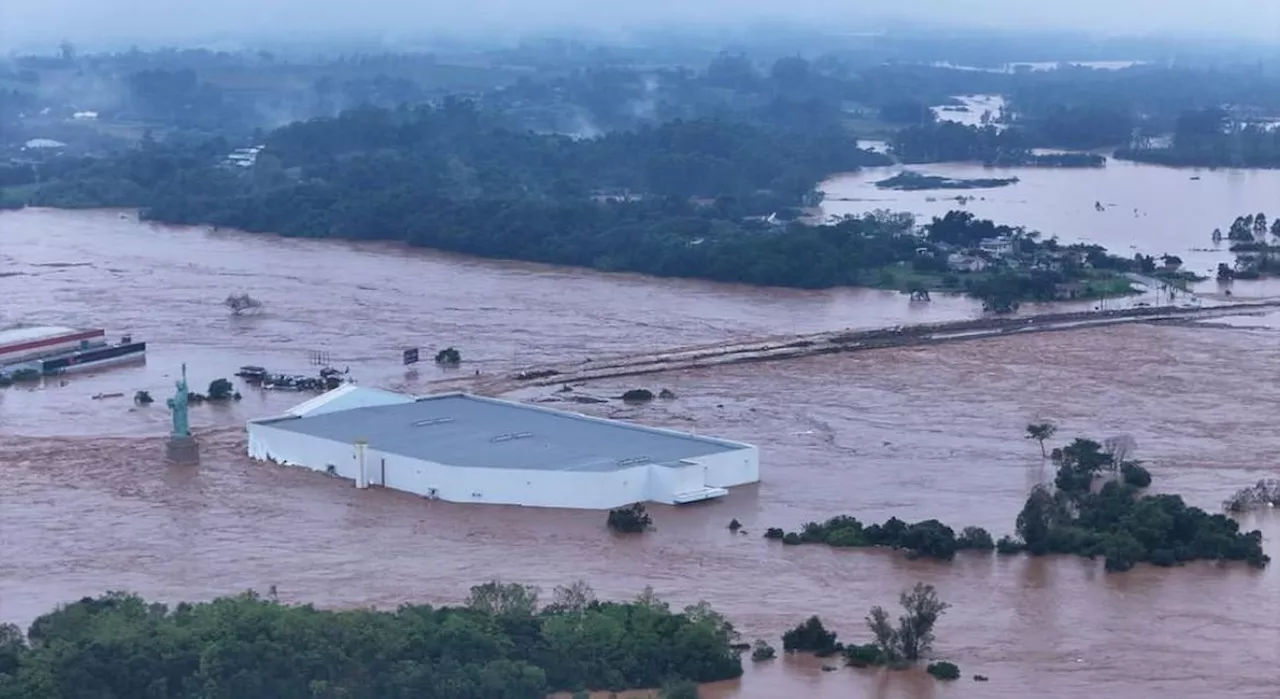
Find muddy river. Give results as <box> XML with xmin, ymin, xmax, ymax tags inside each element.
<box><xmin>2</xmin><ymin>208</ymin><xmax>1279</xmax><ymax>698</ymax></box>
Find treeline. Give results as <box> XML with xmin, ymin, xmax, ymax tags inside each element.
<box><xmin>890</xmin><ymin>121</ymin><xmax>1107</xmax><ymax>166</ymax></box>
<box><xmin>26</xmin><ymin>100</ymin><xmax>886</xmax><ymax>212</ymax></box>
<box><xmin>8</xmin><ymin>104</ymin><xmax>1153</xmax><ymax>300</ymax></box>
<box><xmin>1117</xmin><ymin>107</ymin><xmax>1280</xmax><ymax>168</ymax></box>
<box><xmin>765</xmin><ymin>434</ymin><xmax>1269</xmax><ymax>573</ymax></box>
<box><xmin>0</xmin><ymin>582</ymin><xmax>742</xmax><ymax>699</ymax></box>
<box><xmin>263</xmin><ymin>100</ymin><xmax>887</xmax><ymax>202</ymax></box>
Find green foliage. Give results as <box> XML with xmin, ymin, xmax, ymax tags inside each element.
<box><xmin>1120</xmin><ymin>462</ymin><xmax>1152</xmax><ymax>488</ymax></box>
<box><xmin>749</xmin><ymin>639</ymin><xmax>776</xmax><ymax>662</ymax></box>
<box><xmin>995</xmin><ymin>536</ymin><xmax>1025</xmax><ymax>555</ymax></box>
<box><xmin>892</xmin><ymin>122</ymin><xmax>1108</xmax><ymax>166</ymax></box>
<box><xmin>206</xmin><ymin>378</ymin><xmax>234</xmax><ymax>400</ymax></box>
<box><xmin>0</xmin><ymin>584</ymin><xmax>743</xmax><ymax>698</ymax></box>
<box><xmin>434</xmin><ymin>347</ymin><xmax>461</xmax><ymax>365</ymax></box>
<box><xmin>768</xmin><ymin>515</ymin><xmax>989</xmax><ymax>561</ymax></box>
<box><xmin>621</xmin><ymin>389</ymin><xmax>654</xmax><ymax>403</ymax></box>
<box><xmin>606</xmin><ymin>504</ymin><xmax>652</xmax><ymax>533</ymax></box>
<box><xmin>926</xmin><ymin>661</ymin><xmax>961</xmax><ymax>681</ymax></box>
<box><xmin>957</xmin><ymin>526</ymin><xmax>996</xmax><ymax>551</ymax></box>
<box><xmin>660</xmin><ymin>678</ymin><xmax>700</xmax><ymax>699</ymax></box>
<box><xmin>781</xmin><ymin>616</ymin><xmax>839</xmax><ymax>656</ymax></box>
<box><xmin>1118</xmin><ymin>108</ymin><xmax>1280</xmax><ymax>168</ymax></box>
<box><xmin>1025</xmin><ymin>422</ymin><xmax>1057</xmax><ymax>456</ymax></box>
<box><xmin>19</xmin><ymin>100</ymin><xmax>1132</xmax><ymax>302</ymax></box>
<box><xmin>842</xmin><ymin>643</ymin><xmax>884</xmax><ymax>668</ymax></box>
<box><xmin>866</xmin><ymin>583</ymin><xmax>950</xmax><ymax>665</ymax></box>
<box><xmin>1019</xmin><ymin>469</ymin><xmax>1269</xmax><ymax>571</ymax></box>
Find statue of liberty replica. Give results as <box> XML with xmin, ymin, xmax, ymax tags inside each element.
<box><xmin>165</xmin><ymin>363</ymin><xmax>200</xmax><ymax>464</ymax></box>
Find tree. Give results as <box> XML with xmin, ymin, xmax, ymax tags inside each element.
<box><xmin>1102</xmin><ymin>434</ymin><xmax>1137</xmax><ymax>470</ymax></box>
<box><xmin>435</xmin><ymin>347</ymin><xmax>462</xmax><ymax>365</ymax></box>
<box><xmin>782</xmin><ymin>616</ymin><xmax>839</xmax><ymax>655</ymax></box>
<box><xmin>750</xmin><ymin>640</ymin><xmax>776</xmax><ymax>661</ymax></box>
<box><xmin>224</xmin><ymin>292</ymin><xmax>263</xmax><ymax>315</ymax></box>
<box><xmin>207</xmin><ymin>378</ymin><xmax>234</xmax><ymax>401</ymax></box>
<box><xmin>865</xmin><ymin>583</ymin><xmax>951</xmax><ymax>665</ymax></box>
<box><xmin>1026</xmin><ymin>422</ymin><xmax>1057</xmax><ymax>457</ymax></box>
<box><xmin>1016</xmin><ymin>485</ymin><xmax>1062</xmax><ymax>552</ymax></box>
<box><xmin>0</xmin><ymin>623</ymin><xmax>25</xmax><ymax>676</ymax></box>
<box><xmin>466</xmin><ymin>581</ymin><xmax>540</xmax><ymax>616</ymax></box>
<box><xmin>549</xmin><ymin>580</ymin><xmax>596</xmax><ymax>614</ymax></box>
<box><xmin>607</xmin><ymin>504</ymin><xmax>652</xmax><ymax>533</ymax></box>
<box><xmin>893</xmin><ymin>583</ymin><xmax>950</xmax><ymax>662</ymax></box>
<box><xmin>926</xmin><ymin>661</ymin><xmax>961</xmax><ymax>680</ymax></box>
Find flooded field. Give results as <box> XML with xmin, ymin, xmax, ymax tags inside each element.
<box><xmin>825</xmin><ymin>120</ymin><xmax>1280</xmax><ymax>280</ymax></box>
<box><xmin>2</xmin><ymin>209</ymin><xmax>1280</xmax><ymax>698</ymax></box>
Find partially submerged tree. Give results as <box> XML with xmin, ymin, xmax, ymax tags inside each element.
<box><xmin>206</xmin><ymin>378</ymin><xmax>236</xmax><ymax>401</ymax></box>
<box><xmin>435</xmin><ymin>347</ymin><xmax>462</xmax><ymax>365</ymax></box>
<box><xmin>751</xmin><ymin>639</ymin><xmax>776</xmax><ymax>661</ymax></box>
<box><xmin>782</xmin><ymin>616</ymin><xmax>839</xmax><ymax>656</ymax></box>
<box><xmin>607</xmin><ymin>503</ymin><xmax>652</xmax><ymax>533</ymax></box>
<box><xmin>1025</xmin><ymin>422</ymin><xmax>1057</xmax><ymax>457</ymax></box>
<box><xmin>866</xmin><ymin>583</ymin><xmax>951</xmax><ymax>665</ymax></box>
<box><xmin>1225</xmin><ymin>479</ymin><xmax>1280</xmax><ymax>513</ymax></box>
<box><xmin>1102</xmin><ymin>434</ymin><xmax>1138</xmax><ymax>469</ymax></box>
<box><xmin>224</xmin><ymin>293</ymin><xmax>263</xmax><ymax>315</ymax></box>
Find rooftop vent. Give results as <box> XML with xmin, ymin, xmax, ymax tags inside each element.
<box><xmin>490</xmin><ymin>432</ymin><xmax>533</xmax><ymax>443</ymax></box>
<box><xmin>412</xmin><ymin>417</ymin><xmax>455</xmax><ymax>427</ymax></box>
<box><xmin>616</xmin><ymin>456</ymin><xmax>651</xmax><ymax>467</ymax></box>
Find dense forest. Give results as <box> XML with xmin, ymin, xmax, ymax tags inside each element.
<box><xmin>0</xmin><ymin>583</ymin><xmax>742</xmax><ymax>699</ymax></box>
<box><xmin>4</xmin><ymin>104</ymin><xmax>1159</xmax><ymax>302</ymax></box>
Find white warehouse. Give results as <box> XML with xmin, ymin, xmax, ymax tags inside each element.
<box><xmin>247</xmin><ymin>386</ymin><xmax>759</xmax><ymax>509</ymax></box>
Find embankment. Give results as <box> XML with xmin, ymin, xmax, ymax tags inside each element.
<box><xmin>482</xmin><ymin>301</ymin><xmax>1280</xmax><ymax>391</ymax></box>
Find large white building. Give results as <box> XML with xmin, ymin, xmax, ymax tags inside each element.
<box><xmin>247</xmin><ymin>387</ymin><xmax>759</xmax><ymax>509</ymax></box>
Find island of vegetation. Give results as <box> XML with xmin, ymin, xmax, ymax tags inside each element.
<box><xmin>780</xmin><ymin>583</ymin><xmax>960</xmax><ymax>680</ymax></box>
<box><xmin>874</xmin><ymin>170</ymin><xmax>1019</xmax><ymax>191</ymax></box>
<box><xmin>0</xmin><ymin>581</ymin><xmax>742</xmax><ymax>699</ymax></box>
<box><xmin>766</xmin><ymin>431</ymin><xmax>1269</xmax><ymax>573</ymax></box>
<box><xmin>1214</xmin><ymin>212</ymin><xmax>1280</xmax><ymax>280</ymax></box>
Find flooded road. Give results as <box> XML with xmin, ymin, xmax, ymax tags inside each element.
<box><xmin>2</xmin><ymin>209</ymin><xmax>1280</xmax><ymax>698</ymax></box>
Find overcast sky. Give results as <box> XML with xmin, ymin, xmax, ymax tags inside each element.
<box><xmin>2</xmin><ymin>0</ymin><xmax>1279</xmax><ymax>51</ymax></box>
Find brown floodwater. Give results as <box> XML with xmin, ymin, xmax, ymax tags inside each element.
<box><xmin>2</xmin><ymin>208</ymin><xmax>1280</xmax><ymax>698</ymax></box>
<box><xmin>823</xmin><ymin>147</ymin><xmax>1280</xmax><ymax>284</ymax></box>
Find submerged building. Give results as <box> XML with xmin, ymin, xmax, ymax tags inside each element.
<box><xmin>247</xmin><ymin>387</ymin><xmax>759</xmax><ymax>509</ymax></box>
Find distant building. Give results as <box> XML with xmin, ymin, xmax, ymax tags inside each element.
<box><xmin>947</xmin><ymin>252</ymin><xmax>988</xmax><ymax>272</ymax></box>
<box><xmin>978</xmin><ymin>236</ymin><xmax>1015</xmax><ymax>258</ymax></box>
<box><xmin>23</xmin><ymin>138</ymin><xmax>66</xmax><ymax>150</ymax></box>
<box><xmin>224</xmin><ymin>145</ymin><xmax>265</xmax><ymax>168</ymax></box>
<box><xmin>247</xmin><ymin>388</ymin><xmax>760</xmax><ymax>509</ymax></box>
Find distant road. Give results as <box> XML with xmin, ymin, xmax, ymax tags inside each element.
<box><xmin>477</xmin><ymin>300</ymin><xmax>1280</xmax><ymax>391</ymax></box>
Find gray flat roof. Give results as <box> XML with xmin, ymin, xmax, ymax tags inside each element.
<box><xmin>256</xmin><ymin>392</ymin><xmax>751</xmax><ymax>473</ymax></box>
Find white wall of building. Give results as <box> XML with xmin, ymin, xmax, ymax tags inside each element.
<box><xmin>248</xmin><ymin>422</ymin><xmax>353</xmax><ymax>474</ymax></box>
<box><xmin>247</xmin><ymin>415</ymin><xmax>761</xmax><ymax>510</ymax></box>
<box><xmin>689</xmin><ymin>446</ymin><xmax>760</xmax><ymax>489</ymax></box>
